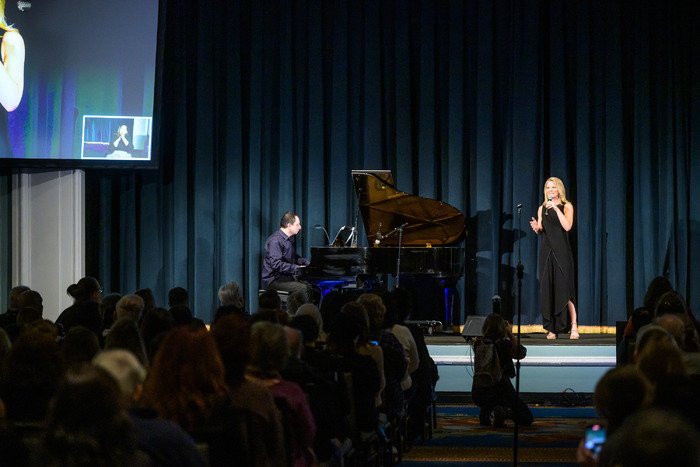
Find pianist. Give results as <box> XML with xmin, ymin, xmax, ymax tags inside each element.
<box><xmin>261</xmin><ymin>212</ymin><xmax>312</xmax><ymax>296</ymax></box>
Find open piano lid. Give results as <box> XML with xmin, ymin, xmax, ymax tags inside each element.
<box><xmin>352</xmin><ymin>170</ymin><xmax>466</xmax><ymax>246</ymax></box>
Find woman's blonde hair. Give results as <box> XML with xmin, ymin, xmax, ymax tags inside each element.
<box><xmin>542</xmin><ymin>176</ymin><xmax>569</xmax><ymax>207</ymax></box>
<box><xmin>0</xmin><ymin>1</ymin><xmax>17</xmax><ymax>32</ymax></box>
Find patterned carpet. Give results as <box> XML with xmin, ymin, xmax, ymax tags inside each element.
<box><xmin>401</xmin><ymin>405</ymin><xmax>600</xmax><ymax>466</ymax></box>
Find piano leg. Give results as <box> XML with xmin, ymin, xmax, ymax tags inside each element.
<box><xmin>442</xmin><ymin>280</ymin><xmax>461</xmax><ymax>333</ymax></box>
<box><xmin>394</xmin><ymin>275</ymin><xmax>460</xmax><ymax>331</ymax></box>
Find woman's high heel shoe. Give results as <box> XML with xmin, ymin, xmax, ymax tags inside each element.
<box><xmin>570</xmin><ymin>323</ymin><xmax>580</xmax><ymax>340</ymax></box>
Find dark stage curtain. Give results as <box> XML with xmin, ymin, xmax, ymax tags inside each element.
<box><xmin>80</xmin><ymin>0</ymin><xmax>700</xmax><ymax>325</ymax></box>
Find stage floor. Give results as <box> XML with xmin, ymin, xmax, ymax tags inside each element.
<box><xmin>426</xmin><ymin>332</ymin><xmax>617</xmax><ymax>395</ymax></box>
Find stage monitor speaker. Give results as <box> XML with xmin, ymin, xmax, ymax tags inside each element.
<box><xmin>461</xmin><ymin>315</ymin><xmax>486</xmax><ymax>338</ymax></box>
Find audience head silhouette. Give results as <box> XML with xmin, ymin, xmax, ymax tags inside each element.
<box><xmin>67</xmin><ymin>277</ymin><xmax>102</xmax><ymax>303</ymax></box>
<box><xmin>36</xmin><ymin>364</ymin><xmax>139</xmax><ymax>467</ymax></box>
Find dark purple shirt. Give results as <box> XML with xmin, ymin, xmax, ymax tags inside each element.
<box><xmin>261</xmin><ymin>229</ymin><xmax>309</xmax><ymax>286</ymax></box>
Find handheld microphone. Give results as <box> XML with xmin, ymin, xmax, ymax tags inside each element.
<box><xmin>313</xmin><ymin>224</ymin><xmax>331</xmax><ymax>245</ymax></box>
<box><xmin>545</xmin><ymin>195</ymin><xmax>552</xmax><ymax>215</ymax></box>
<box><xmin>374</xmin><ymin>222</ymin><xmax>383</xmax><ymax>245</ymax></box>
<box><xmin>397</xmin><ymin>222</ymin><xmax>409</xmax><ymax>230</ymax></box>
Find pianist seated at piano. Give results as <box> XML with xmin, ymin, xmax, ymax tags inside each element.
<box><xmin>261</xmin><ymin>212</ymin><xmax>313</xmax><ymax>297</ymax></box>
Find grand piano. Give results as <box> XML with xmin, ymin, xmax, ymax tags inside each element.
<box><xmin>299</xmin><ymin>170</ymin><xmax>466</xmax><ymax>326</ymax></box>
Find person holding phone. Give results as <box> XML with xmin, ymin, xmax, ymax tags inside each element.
<box><xmin>576</xmin><ymin>366</ymin><xmax>650</xmax><ymax>465</ymax></box>
<box><xmin>530</xmin><ymin>177</ymin><xmax>578</xmax><ymax>339</ymax></box>
<box><xmin>584</xmin><ymin>424</ymin><xmax>606</xmax><ymax>458</ymax></box>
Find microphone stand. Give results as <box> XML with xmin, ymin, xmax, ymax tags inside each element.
<box><xmin>514</xmin><ymin>203</ymin><xmax>524</xmax><ymax>467</ymax></box>
<box><xmin>314</xmin><ymin>225</ymin><xmax>331</xmax><ymax>246</ymax></box>
<box><xmin>352</xmin><ymin>200</ymin><xmax>360</xmax><ymax>247</ymax></box>
<box><xmin>395</xmin><ymin>224</ymin><xmax>405</xmax><ymax>288</ymax></box>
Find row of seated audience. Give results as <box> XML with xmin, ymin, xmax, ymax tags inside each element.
<box><xmin>578</xmin><ymin>277</ymin><xmax>700</xmax><ymax>466</ymax></box>
<box><xmin>0</xmin><ymin>277</ymin><xmax>439</xmax><ymax>466</ymax></box>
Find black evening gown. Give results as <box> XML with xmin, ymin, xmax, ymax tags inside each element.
<box><xmin>538</xmin><ymin>203</ymin><xmax>576</xmax><ymax>334</ymax></box>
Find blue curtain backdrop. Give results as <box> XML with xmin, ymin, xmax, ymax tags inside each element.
<box><xmin>78</xmin><ymin>0</ymin><xmax>700</xmax><ymax>325</ymax></box>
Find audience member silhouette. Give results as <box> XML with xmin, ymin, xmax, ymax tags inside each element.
<box><xmin>140</xmin><ymin>326</ymin><xmax>274</xmax><ymax>466</ymax></box>
<box><xmin>212</xmin><ymin>304</ymin><xmax>250</xmax><ymax>325</ymax></box>
<box><xmin>34</xmin><ymin>364</ymin><xmax>149</xmax><ymax>467</ymax></box>
<box><xmin>358</xmin><ymin>292</ymin><xmax>408</xmax><ymax>420</ymax></box>
<box><xmin>0</xmin><ymin>327</ymin><xmax>10</xmax><ymax>363</ymax></box>
<box><xmin>282</xmin><ymin>323</ymin><xmax>350</xmax><ymax>464</ymax></box>
<box><xmin>617</xmin><ymin>306</ymin><xmax>652</xmax><ymax>365</ymax></box>
<box><xmin>139</xmin><ymin>307</ymin><xmax>175</xmax><ymax>363</ymax></box>
<box><xmin>93</xmin><ymin>349</ymin><xmax>207</xmax><ymax>467</ymax></box>
<box><xmin>286</xmin><ymin>289</ymin><xmax>308</xmax><ymax>315</ymax></box>
<box><xmin>289</xmin><ymin>314</ymin><xmax>324</xmax><ymax>364</ymax></box>
<box><xmin>653</xmin><ymin>289</ymin><xmax>700</xmax><ymax>337</ymax></box>
<box><xmin>296</xmin><ymin>303</ymin><xmax>325</xmax><ymax>342</ymax></box>
<box><xmin>1</xmin><ymin>328</ymin><xmax>65</xmax><ymax>423</ymax></box>
<box><xmin>0</xmin><ymin>285</ymin><xmax>29</xmax><ymax>341</ymax></box>
<box><xmin>105</xmin><ymin>318</ymin><xmax>149</xmax><ymax>368</ymax></box>
<box><xmin>140</xmin><ymin>326</ymin><xmax>228</xmax><ymax>434</ymax></box>
<box><xmin>209</xmin><ymin>313</ymin><xmax>285</xmax><ymax>466</ymax></box>
<box><xmin>319</xmin><ymin>290</ymin><xmax>356</xmax><ymax>335</ymax></box>
<box><xmin>392</xmin><ymin>286</ymin><xmax>439</xmax><ymax>443</ymax></box>
<box><xmin>12</xmin><ymin>289</ymin><xmax>45</xmax><ymax>337</ymax></box>
<box><xmin>168</xmin><ymin>286</ymin><xmax>189</xmax><ymax>308</ymax></box>
<box><xmin>594</xmin><ymin>365</ymin><xmax>650</xmax><ymax>434</ymax></box>
<box><xmin>56</xmin><ymin>276</ymin><xmax>102</xmax><ymax>335</ymax></box>
<box><xmin>326</xmin><ymin>310</ymin><xmax>381</xmax><ymax>434</ymax></box>
<box><xmin>99</xmin><ymin>292</ymin><xmax>122</xmax><ymax>340</ymax></box>
<box><xmin>169</xmin><ymin>304</ymin><xmax>193</xmax><ymax>327</ymax></box>
<box><xmin>471</xmin><ymin>313</ymin><xmax>533</xmax><ymax>427</ymax></box>
<box><xmin>134</xmin><ymin>288</ymin><xmax>156</xmax><ymax>319</ymax></box>
<box><xmin>341</xmin><ymin>300</ymin><xmax>386</xmax><ymax>407</ymax></box>
<box><xmin>598</xmin><ymin>408</ymin><xmax>700</xmax><ymax>467</ymax></box>
<box><xmin>577</xmin><ymin>365</ymin><xmax>651</xmax><ymax>465</ymax></box>
<box><xmin>250</xmin><ymin>307</ymin><xmax>281</xmax><ymax>325</ymax></box>
<box><xmin>633</xmin><ymin>327</ymin><xmax>700</xmax><ymax>429</ymax></box>
<box><xmin>619</xmin><ymin>276</ymin><xmax>674</xmax><ymax>359</ymax></box>
<box><xmin>17</xmin><ymin>289</ymin><xmax>43</xmax><ymax>316</ymax></box>
<box><xmin>217</xmin><ymin>280</ymin><xmax>245</xmax><ymax>310</ymax></box>
<box><xmin>25</xmin><ymin>319</ymin><xmax>59</xmax><ymax>340</ymax></box>
<box><xmin>258</xmin><ymin>289</ymin><xmax>288</xmax><ymax>324</ymax></box>
<box><xmin>643</xmin><ymin>276</ymin><xmax>674</xmax><ymax>312</ymax></box>
<box><xmin>246</xmin><ymin>321</ymin><xmax>316</xmax><ymax>466</ymax></box>
<box><xmin>115</xmin><ymin>294</ymin><xmax>146</xmax><ymax>323</ymax></box>
<box><xmin>16</xmin><ymin>307</ymin><xmax>42</xmax><ymax>331</ymax></box>
<box><xmin>633</xmin><ymin>325</ymin><xmax>674</xmax><ymax>361</ymax></box>
<box><xmin>379</xmin><ymin>289</ymin><xmax>419</xmax><ymax>394</ymax></box>
<box><xmin>61</xmin><ymin>325</ymin><xmax>101</xmax><ymax>370</ymax></box>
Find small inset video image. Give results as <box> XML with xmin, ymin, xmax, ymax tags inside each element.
<box><xmin>82</xmin><ymin>116</ymin><xmax>152</xmax><ymax>160</ymax></box>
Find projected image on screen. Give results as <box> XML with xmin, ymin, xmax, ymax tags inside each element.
<box><xmin>0</xmin><ymin>0</ymin><xmax>159</xmax><ymax>167</ymax></box>
<box><xmin>81</xmin><ymin>116</ymin><xmax>152</xmax><ymax>160</ymax></box>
